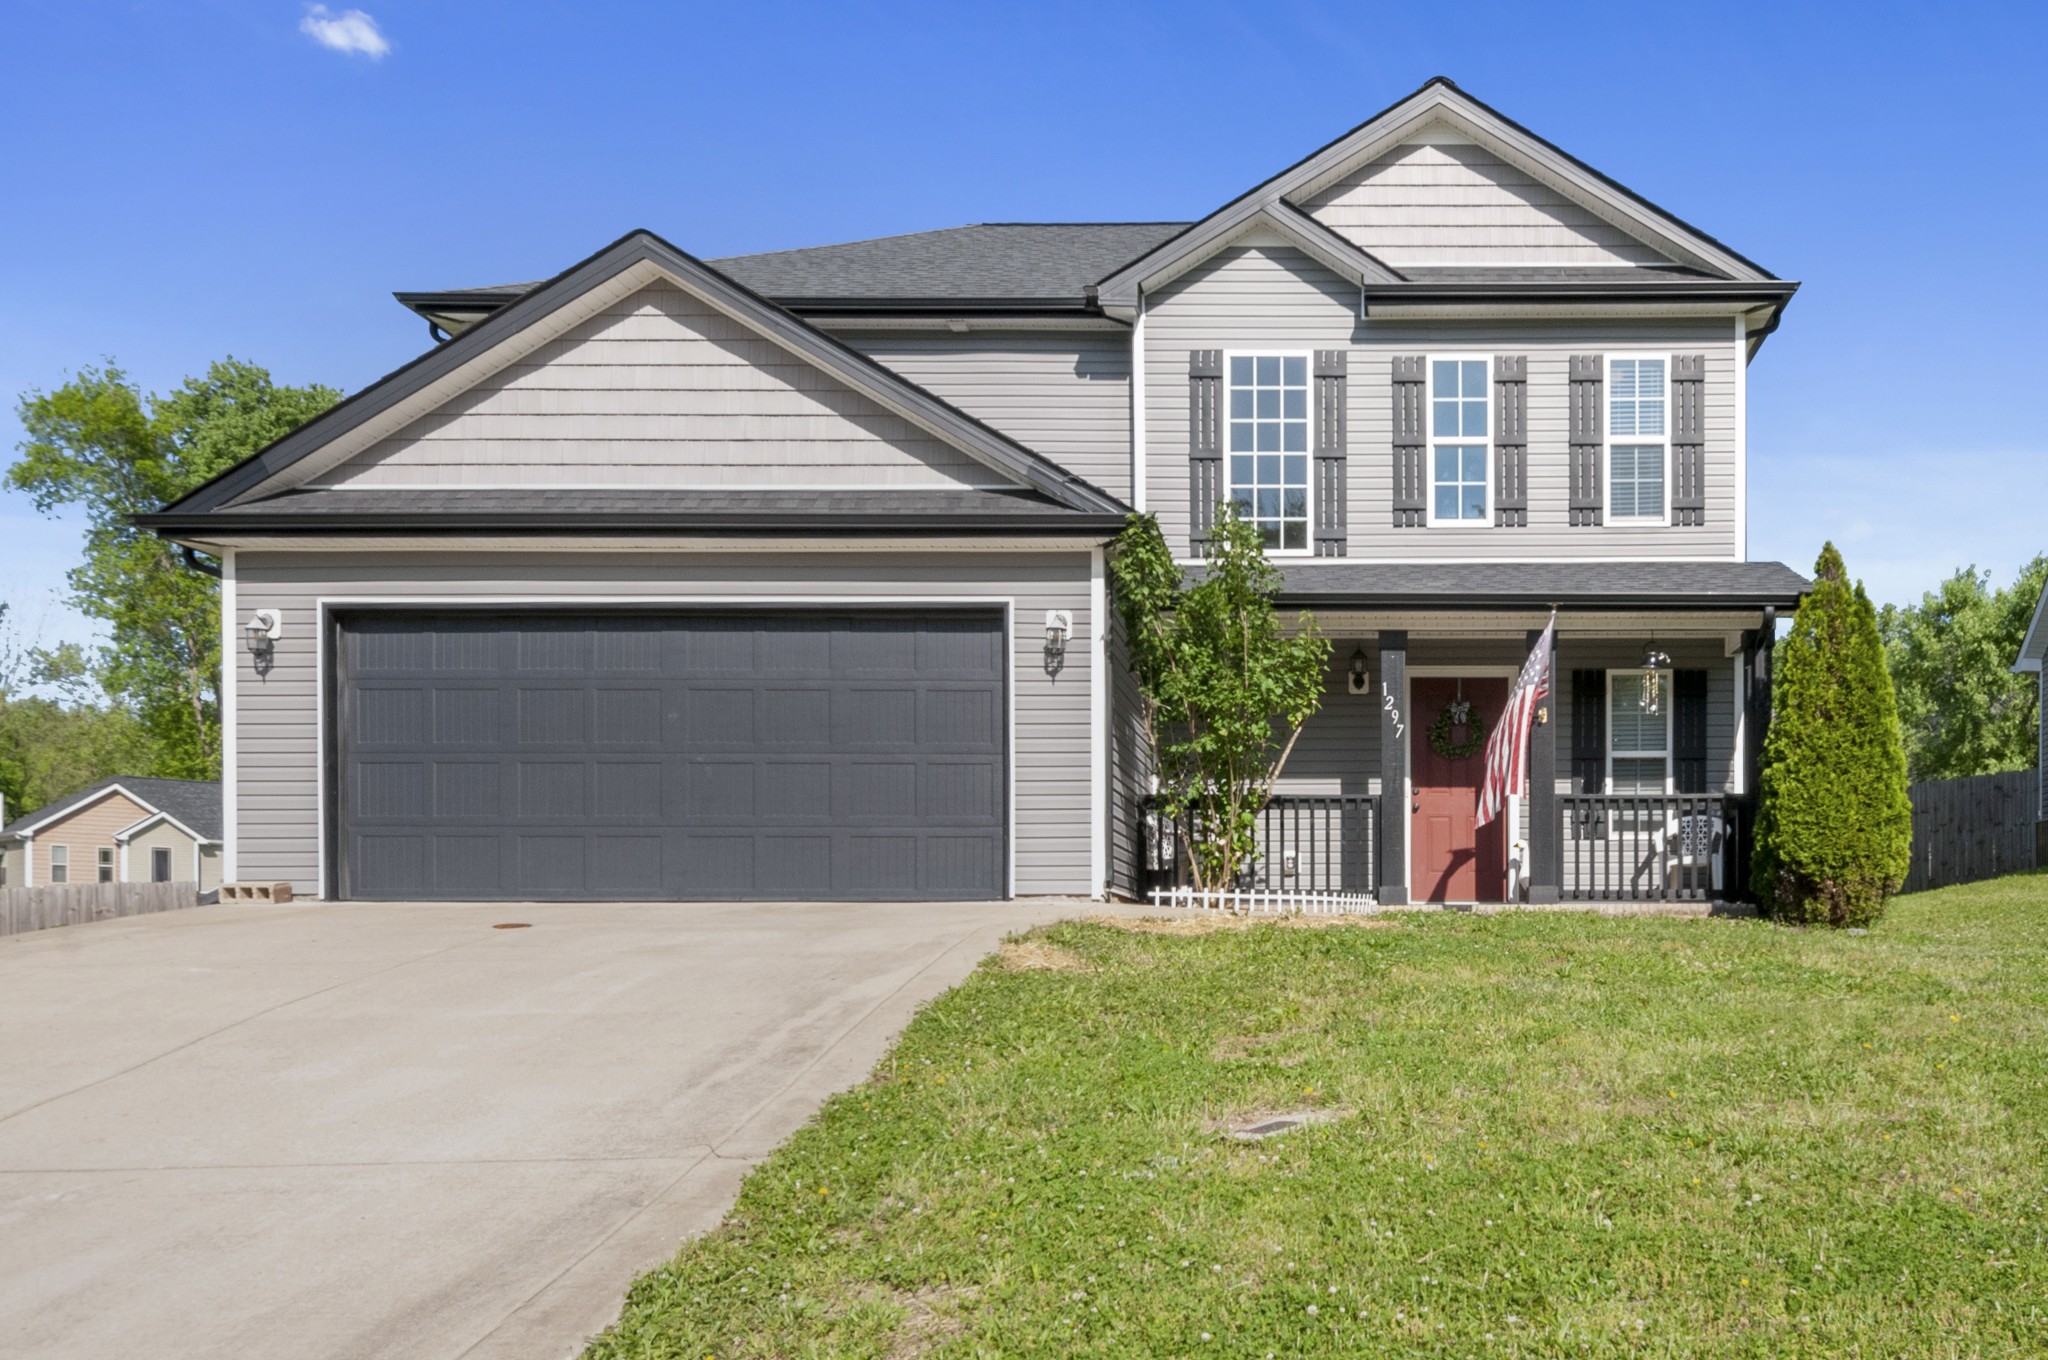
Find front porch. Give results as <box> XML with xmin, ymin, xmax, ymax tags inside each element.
<box><xmin>1128</xmin><ymin>561</ymin><xmax>1804</xmax><ymax>910</ymax></box>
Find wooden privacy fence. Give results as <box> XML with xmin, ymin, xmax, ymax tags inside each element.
<box><xmin>1902</xmin><ymin>769</ymin><xmax>2038</xmax><ymax>894</ymax></box>
<box><xmin>0</xmin><ymin>881</ymin><xmax>202</xmax><ymax>938</ymax></box>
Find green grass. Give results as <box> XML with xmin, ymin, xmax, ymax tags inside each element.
<box><xmin>587</xmin><ymin>875</ymin><xmax>2048</xmax><ymax>1358</ymax></box>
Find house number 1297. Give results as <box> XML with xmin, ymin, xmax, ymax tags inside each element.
<box><xmin>1381</xmin><ymin>681</ymin><xmax>1404</xmax><ymax>739</ymax></box>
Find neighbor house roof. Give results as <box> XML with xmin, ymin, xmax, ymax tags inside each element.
<box><xmin>1269</xmin><ymin>560</ymin><xmax>1810</xmax><ymax>611</ymax></box>
<box><xmin>144</xmin><ymin>230</ymin><xmax>1132</xmax><ymax>528</ymax></box>
<box><xmin>0</xmin><ymin>778</ymin><xmax>222</xmax><ymax>842</ymax></box>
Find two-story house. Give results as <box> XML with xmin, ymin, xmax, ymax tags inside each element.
<box><xmin>142</xmin><ymin>78</ymin><xmax>1804</xmax><ymax>908</ymax></box>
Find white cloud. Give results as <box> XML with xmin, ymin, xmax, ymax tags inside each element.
<box><xmin>300</xmin><ymin>5</ymin><xmax>390</xmax><ymax>59</ymax></box>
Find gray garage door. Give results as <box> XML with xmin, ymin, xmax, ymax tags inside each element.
<box><xmin>335</xmin><ymin>611</ymin><xmax>1007</xmax><ymax>901</ymax></box>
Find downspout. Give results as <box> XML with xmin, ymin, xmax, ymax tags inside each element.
<box><xmin>179</xmin><ymin>545</ymin><xmax>222</xmax><ymax>578</ymax></box>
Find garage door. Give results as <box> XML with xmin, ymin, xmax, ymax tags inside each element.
<box><xmin>334</xmin><ymin>611</ymin><xmax>1007</xmax><ymax>901</ymax></box>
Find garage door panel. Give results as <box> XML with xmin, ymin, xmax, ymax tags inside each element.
<box><xmin>338</xmin><ymin>612</ymin><xmax>1005</xmax><ymax>901</ymax></box>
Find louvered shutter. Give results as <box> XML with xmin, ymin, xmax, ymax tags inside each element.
<box><xmin>1188</xmin><ymin>350</ymin><xmax>1222</xmax><ymax>555</ymax></box>
<box><xmin>1313</xmin><ymin>350</ymin><xmax>1348</xmax><ymax>555</ymax></box>
<box><xmin>1671</xmin><ymin>354</ymin><xmax>1706</xmax><ymax>525</ymax></box>
<box><xmin>1570</xmin><ymin>668</ymin><xmax>1609</xmax><ymax>841</ymax></box>
<box><xmin>1494</xmin><ymin>354</ymin><xmax>1527</xmax><ymax>527</ymax></box>
<box><xmin>1391</xmin><ymin>355</ymin><xmax>1426</xmax><ymax>527</ymax></box>
<box><xmin>1673</xmin><ymin>669</ymin><xmax>1709</xmax><ymax>792</ymax></box>
<box><xmin>1568</xmin><ymin>355</ymin><xmax>1603</xmax><ymax>526</ymax></box>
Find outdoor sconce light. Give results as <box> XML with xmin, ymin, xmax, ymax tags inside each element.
<box><xmin>1346</xmin><ymin>646</ymin><xmax>1370</xmax><ymax>695</ymax></box>
<box><xmin>245</xmin><ymin>609</ymin><xmax>282</xmax><ymax>654</ymax></box>
<box><xmin>1043</xmin><ymin>609</ymin><xmax>1073</xmax><ymax>674</ymax></box>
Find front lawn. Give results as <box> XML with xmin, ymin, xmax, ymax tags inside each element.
<box><xmin>588</xmin><ymin>876</ymin><xmax>2048</xmax><ymax>1358</ymax></box>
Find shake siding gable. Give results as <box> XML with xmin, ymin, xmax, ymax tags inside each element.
<box><xmin>1144</xmin><ymin>245</ymin><xmax>1740</xmax><ymax>560</ymax></box>
<box><xmin>230</xmin><ymin>550</ymin><xmax>1097</xmax><ymax>898</ymax></box>
<box><xmin>314</xmin><ymin>282</ymin><xmax>1006</xmax><ymax>491</ymax></box>
<box><xmin>1297</xmin><ymin>137</ymin><xmax>1671</xmax><ymax>267</ymax></box>
<box><xmin>838</xmin><ymin>332</ymin><xmax>1133</xmax><ymax>502</ymax></box>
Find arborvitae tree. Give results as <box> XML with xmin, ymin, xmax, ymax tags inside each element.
<box><xmin>1752</xmin><ymin>542</ymin><xmax>1912</xmax><ymax>926</ymax></box>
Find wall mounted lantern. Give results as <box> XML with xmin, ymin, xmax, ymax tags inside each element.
<box><xmin>246</xmin><ymin>609</ymin><xmax>282</xmax><ymax>675</ymax></box>
<box><xmin>1347</xmin><ymin>646</ymin><xmax>1370</xmax><ymax>695</ymax></box>
<box><xmin>1043</xmin><ymin>609</ymin><xmax>1073</xmax><ymax>675</ymax></box>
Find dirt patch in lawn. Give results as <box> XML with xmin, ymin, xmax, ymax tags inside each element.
<box><xmin>882</xmin><ymin>1283</ymin><xmax>975</xmax><ymax>1359</ymax></box>
<box><xmin>995</xmin><ymin>939</ymin><xmax>1094</xmax><ymax>972</ymax></box>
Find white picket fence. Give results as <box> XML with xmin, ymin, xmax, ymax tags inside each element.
<box><xmin>0</xmin><ymin>881</ymin><xmax>203</xmax><ymax>937</ymax></box>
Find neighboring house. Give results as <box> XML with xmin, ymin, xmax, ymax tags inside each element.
<box><xmin>2013</xmin><ymin>582</ymin><xmax>2048</xmax><ymax>863</ymax></box>
<box><xmin>140</xmin><ymin>77</ymin><xmax>1805</xmax><ymax>907</ymax></box>
<box><xmin>0</xmin><ymin>779</ymin><xmax>223</xmax><ymax>890</ymax></box>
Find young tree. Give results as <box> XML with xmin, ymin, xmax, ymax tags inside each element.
<box><xmin>1880</xmin><ymin>555</ymin><xmax>2047</xmax><ymax>781</ymax></box>
<box><xmin>1109</xmin><ymin>510</ymin><xmax>1330</xmax><ymax>894</ymax></box>
<box><xmin>1752</xmin><ymin>542</ymin><xmax>1912</xmax><ymax>927</ymax></box>
<box><xmin>9</xmin><ymin>360</ymin><xmax>338</xmax><ymax>779</ymax></box>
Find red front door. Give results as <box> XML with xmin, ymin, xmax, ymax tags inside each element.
<box><xmin>1410</xmin><ymin>677</ymin><xmax>1509</xmax><ymax>903</ymax></box>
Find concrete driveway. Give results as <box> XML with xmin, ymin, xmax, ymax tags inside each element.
<box><xmin>0</xmin><ymin>897</ymin><xmax>1091</xmax><ymax>1360</ymax></box>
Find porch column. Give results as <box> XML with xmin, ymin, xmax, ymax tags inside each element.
<box><xmin>1376</xmin><ymin>630</ymin><xmax>1408</xmax><ymax>905</ymax></box>
<box><xmin>1526</xmin><ymin>624</ymin><xmax>1561</xmax><ymax>904</ymax></box>
<box><xmin>1743</xmin><ymin>605</ymin><xmax>1776</xmax><ymax>800</ymax></box>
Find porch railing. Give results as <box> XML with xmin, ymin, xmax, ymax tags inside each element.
<box><xmin>1561</xmin><ymin>794</ymin><xmax>1744</xmax><ymax>903</ymax></box>
<box><xmin>1140</xmin><ymin>794</ymin><xmax>1379</xmax><ymax>905</ymax></box>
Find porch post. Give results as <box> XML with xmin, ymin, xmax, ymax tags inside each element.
<box><xmin>1376</xmin><ymin>630</ymin><xmax>1408</xmax><ymax>905</ymax></box>
<box><xmin>1744</xmin><ymin>606</ymin><xmax>1776</xmax><ymax>798</ymax></box>
<box><xmin>1526</xmin><ymin>624</ymin><xmax>1561</xmax><ymax>904</ymax></box>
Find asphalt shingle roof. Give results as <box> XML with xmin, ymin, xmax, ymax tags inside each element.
<box><xmin>1</xmin><ymin>777</ymin><xmax>221</xmax><ymax>841</ymax></box>
<box><xmin>216</xmin><ymin>486</ymin><xmax>1101</xmax><ymax>521</ymax></box>
<box><xmin>1270</xmin><ymin>560</ymin><xmax>1809</xmax><ymax>607</ymax></box>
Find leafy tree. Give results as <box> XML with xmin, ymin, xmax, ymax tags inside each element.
<box><xmin>0</xmin><ymin>606</ymin><xmax>153</xmax><ymax>819</ymax></box>
<box><xmin>1109</xmin><ymin>510</ymin><xmax>1330</xmax><ymax>894</ymax></box>
<box><xmin>1879</xmin><ymin>555</ymin><xmax>2046</xmax><ymax>781</ymax></box>
<box><xmin>1752</xmin><ymin>542</ymin><xmax>1912</xmax><ymax>927</ymax></box>
<box><xmin>9</xmin><ymin>360</ymin><xmax>338</xmax><ymax>778</ymax></box>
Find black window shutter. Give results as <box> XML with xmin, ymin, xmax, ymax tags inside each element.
<box><xmin>1571</xmin><ymin>668</ymin><xmax>1607</xmax><ymax>793</ymax></box>
<box><xmin>1671</xmin><ymin>354</ymin><xmax>1706</xmax><ymax>526</ymax></box>
<box><xmin>1188</xmin><ymin>350</ymin><xmax>1222</xmax><ymax>555</ymax></box>
<box><xmin>1391</xmin><ymin>355</ymin><xmax>1426</xmax><ymax>527</ymax></box>
<box><xmin>1494</xmin><ymin>354</ymin><xmax>1527</xmax><ymax>527</ymax></box>
<box><xmin>1568</xmin><ymin>355</ymin><xmax>1603</xmax><ymax>526</ymax></box>
<box><xmin>1673</xmin><ymin>668</ymin><xmax>1709</xmax><ymax>792</ymax></box>
<box><xmin>1313</xmin><ymin>349</ymin><xmax>1347</xmax><ymax>555</ymax></box>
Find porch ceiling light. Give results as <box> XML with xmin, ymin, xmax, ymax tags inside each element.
<box><xmin>1347</xmin><ymin>647</ymin><xmax>1370</xmax><ymax>695</ymax></box>
<box><xmin>1639</xmin><ymin>642</ymin><xmax>1671</xmax><ymax>714</ymax></box>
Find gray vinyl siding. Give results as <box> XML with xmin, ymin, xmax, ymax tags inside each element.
<box><xmin>230</xmin><ymin>550</ymin><xmax>1096</xmax><ymax>897</ymax></box>
<box><xmin>1551</xmin><ymin>638</ymin><xmax>1739</xmax><ymax>796</ymax></box>
<box><xmin>315</xmin><ymin>282</ymin><xmax>1001</xmax><ymax>490</ymax></box>
<box><xmin>1143</xmin><ymin>245</ymin><xmax>1740</xmax><ymax>559</ymax></box>
<box><xmin>1295</xmin><ymin>139</ymin><xmax>1668</xmax><ymax>267</ymax></box>
<box><xmin>1276</xmin><ymin>643</ymin><xmax>1382</xmax><ymax>798</ymax></box>
<box><xmin>841</xmin><ymin>331</ymin><xmax>1133</xmax><ymax>502</ymax></box>
<box><xmin>1104</xmin><ymin>602</ymin><xmax>1151</xmax><ymax>897</ymax></box>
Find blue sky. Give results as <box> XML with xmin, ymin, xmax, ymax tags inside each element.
<box><xmin>2</xmin><ymin>1</ymin><xmax>2043</xmax><ymax>656</ymax></box>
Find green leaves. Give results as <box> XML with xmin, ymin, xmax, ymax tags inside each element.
<box><xmin>9</xmin><ymin>359</ymin><xmax>339</xmax><ymax>778</ymax></box>
<box><xmin>1108</xmin><ymin>511</ymin><xmax>1330</xmax><ymax>892</ymax></box>
<box><xmin>1878</xmin><ymin>555</ymin><xmax>2045</xmax><ymax>781</ymax></box>
<box><xmin>1753</xmin><ymin>542</ymin><xmax>1913</xmax><ymax>926</ymax></box>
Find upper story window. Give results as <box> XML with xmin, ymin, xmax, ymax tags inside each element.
<box><xmin>1428</xmin><ymin>358</ymin><xmax>1489</xmax><ymax>525</ymax></box>
<box><xmin>1608</xmin><ymin>357</ymin><xmax>1668</xmax><ymax>523</ymax></box>
<box><xmin>1608</xmin><ymin>671</ymin><xmax>1672</xmax><ymax>794</ymax></box>
<box><xmin>1227</xmin><ymin>354</ymin><xmax>1309</xmax><ymax>551</ymax></box>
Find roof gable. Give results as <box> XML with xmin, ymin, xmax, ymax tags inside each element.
<box><xmin>0</xmin><ymin>778</ymin><xmax>220</xmax><ymax>841</ymax></box>
<box><xmin>164</xmin><ymin>232</ymin><xmax>1127</xmax><ymax>518</ymax></box>
<box><xmin>1096</xmin><ymin>77</ymin><xmax>1777</xmax><ymax>313</ymax></box>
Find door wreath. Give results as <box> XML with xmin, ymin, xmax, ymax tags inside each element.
<box><xmin>1427</xmin><ymin>701</ymin><xmax>1487</xmax><ymax>761</ymax></box>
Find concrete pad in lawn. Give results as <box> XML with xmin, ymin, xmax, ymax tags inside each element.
<box><xmin>0</xmin><ymin>897</ymin><xmax>1092</xmax><ymax>1360</ymax></box>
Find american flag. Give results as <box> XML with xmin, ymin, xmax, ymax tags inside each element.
<box><xmin>1476</xmin><ymin>612</ymin><xmax>1555</xmax><ymax>829</ymax></box>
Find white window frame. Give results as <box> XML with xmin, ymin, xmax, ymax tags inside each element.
<box><xmin>97</xmin><ymin>846</ymin><xmax>114</xmax><ymax>883</ymax></box>
<box><xmin>48</xmin><ymin>844</ymin><xmax>69</xmax><ymax>885</ymax></box>
<box><xmin>1605</xmin><ymin>669</ymin><xmax>1675</xmax><ymax>795</ymax></box>
<box><xmin>152</xmin><ymin>846</ymin><xmax>173</xmax><ymax>883</ymax></box>
<box><xmin>1605</xmin><ymin>354</ymin><xmax>1672</xmax><ymax>527</ymax></box>
<box><xmin>1221</xmin><ymin>349</ymin><xmax>1315</xmax><ymax>556</ymax></box>
<box><xmin>1425</xmin><ymin>354</ymin><xmax>1491</xmax><ymax>528</ymax></box>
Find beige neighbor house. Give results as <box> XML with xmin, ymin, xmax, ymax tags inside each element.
<box><xmin>0</xmin><ymin>778</ymin><xmax>222</xmax><ymax>890</ymax></box>
<box><xmin>141</xmin><ymin>77</ymin><xmax>1806</xmax><ymax>908</ymax></box>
